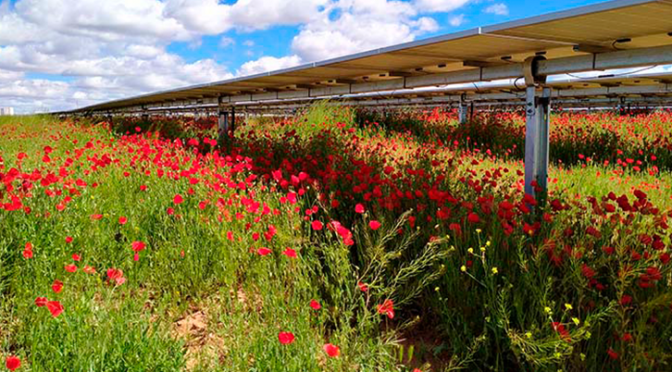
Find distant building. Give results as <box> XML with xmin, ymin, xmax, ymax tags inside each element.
<box><xmin>0</xmin><ymin>107</ymin><xmax>14</xmax><ymax>116</ymax></box>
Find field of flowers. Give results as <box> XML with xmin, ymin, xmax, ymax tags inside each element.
<box><xmin>1</xmin><ymin>106</ymin><xmax>671</xmax><ymax>371</ymax></box>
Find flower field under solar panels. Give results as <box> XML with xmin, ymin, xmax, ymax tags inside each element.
<box><xmin>1</xmin><ymin>106</ymin><xmax>670</xmax><ymax>371</ymax></box>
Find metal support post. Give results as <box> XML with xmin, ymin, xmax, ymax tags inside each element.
<box><xmin>523</xmin><ymin>56</ymin><xmax>551</xmax><ymax>204</ymax></box>
<box><xmin>231</xmin><ymin>106</ymin><xmax>236</xmax><ymax>134</ymax></box>
<box><xmin>218</xmin><ymin>109</ymin><xmax>229</xmax><ymax>146</ymax></box>
<box><xmin>458</xmin><ymin>93</ymin><xmax>468</xmax><ymax>124</ymax></box>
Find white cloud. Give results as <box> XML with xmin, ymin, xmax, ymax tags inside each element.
<box><xmin>414</xmin><ymin>0</ymin><xmax>470</xmax><ymax>13</ymax></box>
<box><xmin>484</xmin><ymin>3</ymin><xmax>508</xmax><ymax>16</ymax></box>
<box><xmin>449</xmin><ymin>14</ymin><xmax>466</xmax><ymax>27</ymax></box>
<box><xmin>237</xmin><ymin>55</ymin><xmax>303</xmax><ymax>76</ymax></box>
<box><xmin>0</xmin><ymin>0</ymin><xmax>476</xmax><ymax>113</ymax></box>
<box><xmin>219</xmin><ymin>36</ymin><xmax>235</xmax><ymax>48</ymax></box>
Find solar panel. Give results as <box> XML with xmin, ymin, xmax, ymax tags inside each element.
<box><xmin>70</xmin><ymin>0</ymin><xmax>672</xmax><ymax>113</ymax></box>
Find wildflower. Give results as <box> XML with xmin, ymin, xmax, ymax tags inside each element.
<box><xmin>83</xmin><ymin>265</ymin><xmax>96</xmax><ymax>274</ymax></box>
<box><xmin>46</xmin><ymin>300</ymin><xmax>64</xmax><ymax>317</ymax></box>
<box><xmin>65</xmin><ymin>236</ymin><xmax>73</xmax><ymax>243</ymax></box>
<box><xmin>369</xmin><ymin>220</ymin><xmax>382</xmax><ymax>230</ymax></box>
<box><xmin>323</xmin><ymin>343</ymin><xmax>340</xmax><ymax>357</ymax></box>
<box><xmin>357</xmin><ymin>282</ymin><xmax>368</xmax><ymax>292</ymax></box>
<box><xmin>377</xmin><ymin>299</ymin><xmax>395</xmax><ymax>319</ymax></box>
<box><xmin>355</xmin><ymin>204</ymin><xmax>365</xmax><ymax>213</ymax></box>
<box><xmin>106</xmin><ymin>268</ymin><xmax>126</xmax><ymax>286</ymax></box>
<box><xmin>460</xmin><ymin>265</ymin><xmax>467</xmax><ymax>272</ymax></box>
<box><xmin>52</xmin><ymin>280</ymin><xmax>63</xmax><ymax>294</ymax></box>
<box><xmin>572</xmin><ymin>317</ymin><xmax>580</xmax><ymax>326</ymax></box>
<box><xmin>310</xmin><ymin>299</ymin><xmax>321</xmax><ymax>310</ymax></box>
<box><xmin>5</xmin><ymin>356</ymin><xmax>20</xmax><ymax>371</ymax></box>
<box><xmin>173</xmin><ymin>194</ymin><xmax>184</xmax><ymax>204</ymax></box>
<box><xmin>72</xmin><ymin>253</ymin><xmax>80</xmax><ymax>261</ymax></box>
<box><xmin>257</xmin><ymin>247</ymin><xmax>272</xmax><ymax>256</ymax></box>
<box><xmin>35</xmin><ymin>297</ymin><xmax>47</xmax><ymax>307</ymax></box>
<box><xmin>607</xmin><ymin>348</ymin><xmax>619</xmax><ymax>360</ymax></box>
<box><xmin>278</xmin><ymin>332</ymin><xmax>295</xmax><ymax>345</ymax></box>
<box><xmin>119</xmin><ymin>216</ymin><xmax>127</xmax><ymax>225</ymax></box>
<box><xmin>64</xmin><ymin>264</ymin><xmax>77</xmax><ymax>273</ymax></box>
<box><xmin>311</xmin><ymin>220</ymin><xmax>323</xmax><ymax>231</ymax></box>
<box><xmin>564</xmin><ymin>303</ymin><xmax>573</xmax><ymax>311</ymax></box>
<box><xmin>282</xmin><ymin>248</ymin><xmax>297</xmax><ymax>258</ymax></box>
<box><xmin>491</xmin><ymin>267</ymin><xmax>498</xmax><ymax>275</ymax></box>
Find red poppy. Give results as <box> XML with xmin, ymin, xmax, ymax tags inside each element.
<box><xmin>132</xmin><ymin>241</ymin><xmax>146</xmax><ymax>252</ymax></box>
<box><xmin>257</xmin><ymin>248</ymin><xmax>272</xmax><ymax>256</ymax></box>
<box><xmin>173</xmin><ymin>194</ymin><xmax>184</xmax><ymax>204</ymax></box>
<box><xmin>311</xmin><ymin>220</ymin><xmax>323</xmax><ymax>230</ymax></box>
<box><xmin>278</xmin><ymin>332</ymin><xmax>295</xmax><ymax>345</ymax></box>
<box><xmin>323</xmin><ymin>343</ymin><xmax>340</xmax><ymax>357</ymax></box>
<box><xmin>282</xmin><ymin>248</ymin><xmax>297</xmax><ymax>258</ymax></box>
<box><xmin>119</xmin><ymin>216</ymin><xmax>127</xmax><ymax>225</ymax></box>
<box><xmin>369</xmin><ymin>220</ymin><xmax>381</xmax><ymax>230</ymax></box>
<box><xmin>83</xmin><ymin>265</ymin><xmax>96</xmax><ymax>274</ymax></box>
<box><xmin>64</xmin><ymin>264</ymin><xmax>77</xmax><ymax>273</ymax></box>
<box><xmin>467</xmin><ymin>213</ymin><xmax>480</xmax><ymax>224</ymax></box>
<box><xmin>607</xmin><ymin>348</ymin><xmax>619</xmax><ymax>360</ymax></box>
<box><xmin>5</xmin><ymin>356</ymin><xmax>20</xmax><ymax>371</ymax></box>
<box><xmin>22</xmin><ymin>249</ymin><xmax>33</xmax><ymax>259</ymax></box>
<box><xmin>91</xmin><ymin>214</ymin><xmax>103</xmax><ymax>220</ymax></box>
<box><xmin>310</xmin><ymin>299</ymin><xmax>321</xmax><ymax>310</ymax></box>
<box><xmin>46</xmin><ymin>300</ymin><xmax>64</xmax><ymax>317</ymax></box>
<box><xmin>72</xmin><ymin>253</ymin><xmax>81</xmax><ymax>261</ymax></box>
<box><xmin>35</xmin><ymin>297</ymin><xmax>48</xmax><ymax>307</ymax></box>
<box><xmin>377</xmin><ymin>299</ymin><xmax>395</xmax><ymax>319</ymax></box>
<box><xmin>65</xmin><ymin>236</ymin><xmax>73</xmax><ymax>243</ymax></box>
<box><xmin>106</xmin><ymin>268</ymin><xmax>126</xmax><ymax>286</ymax></box>
<box><xmin>51</xmin><ymin>280</ymin><xmax>63</xmax><ymax>294</ymax></box>
<box><xmin>355</xmin><ymin>204</ymin><xmax>365</xmax><ymax>213</ymax></box>
<box><xmin>357</xmin><ymin>281</ymin><xmax>368</xmax><ymax>292</ymax></box>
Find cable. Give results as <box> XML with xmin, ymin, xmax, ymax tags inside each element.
<box><xmin>563</xmin><ymin>65</ymin><xmax>659</xmax><ymax>81</ymax></box>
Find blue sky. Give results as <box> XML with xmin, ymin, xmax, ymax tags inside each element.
<box><xmin>0</xmin><ymin>0</ymin><xmax>635</xmax><ymax>113</ymax></box>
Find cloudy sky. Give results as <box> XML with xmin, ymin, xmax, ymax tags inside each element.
<box><xmin>0</xmin><ymin>0</ymin><xmax>616</xmax><ymax>113</ymax></box>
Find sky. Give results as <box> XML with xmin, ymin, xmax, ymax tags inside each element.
<box><xmin>0</xmin><ymin>0</ymin><xmax>654</xmax><ymax>113</ymax></box>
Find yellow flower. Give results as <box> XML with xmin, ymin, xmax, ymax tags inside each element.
<box><xmin>468</xmin><ymin>248</ymin><xmax>474</xmax><ymax>254</ymax></box>
<box><xmin>565</xmin><ymin>303</ymin><xmax>573</xmax><ymax>311</ymax></box>
<box><xmin>460</xmin><ymin>265</ymin><xmax>467</xmax><ymax>272</ymax></box>
<box><xmin>585</xmin><ymin>331</ymin><xmax>591</xmax><ymax>339</ymax></box>
<box><xmin>475</xmin><ymin>229</ymin><xmax>482</xmax><ymax>234</ymax></box>
<box><xmin>544</xmin><ymin>306</ymin><xmax>552</xmax><ymax>314</ymax></box>
<box><xmin>525</xmin><ymin>332</ymin><xmax>532</xmax><ymax>338</ymax></box>
<box><xmin>480</xmin><ymin>246</ymin><xmax>486</xmax><ymax>252</ymax></box>
<box><xmin>486</xmin><ymin>240</ymin><xmax>491</xmax><ymax>247</ymax></box>
<box><xmin>491</xmin><ymin>267</ymin><xmax>498</xmax><ymax>275</ymax></box>
<box><xmin>572</xmin><ymin>317</ymin><xmax>580</xmax><ymax>326</ymax></box>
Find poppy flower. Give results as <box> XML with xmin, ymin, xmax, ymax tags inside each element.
<box><xmin>357</xmin><ymin>282</ymin><xmax>368</xmax><ymax>292</ymax></box>
<box><xmin>278</xmin><ymin>332</ymin><xmax>295</xmax><ymax>345</ymax></box>
<box><xmin>51</xmin><ymin>280</ymin><xmax>63</xmax><ymax>294</ymax></box>
<box><xmin>5</xmin><ymin>356</ymin><xmax>20</xmax><ymax>371</ymax></box>
<box><xmin>83</xmin><ymin>265</ymin><xmax>96</xmax><ymax>274</ymax></box>
<box><xmin>46</xmin><ymin>300</ymin><xmax>64</xmax><ymax>317</ymax></box>
<box><xmin>65</xmin><ymin>236</ymin><xmax>73</xmax><ymax>243</ymax></box>
<box><xmin>22</xmin><ymin>249</ymin><xmax>33</xmax><ymax>259</ymax></box>
<box><xmin>467</xmin><ymin>213</ymin><xmax>480</xmax><ymax>224</ymax></box>
<box><xmin>355</xmin><ymin>204</ymin><xmax>365</xmax><ymax>213</ymax></box>
<box><xmin>132</xmin><ymin>241</ymin><xmax>146</xmax><ymax>252</ymax></box>
<box><xmin>64</xmin><ymin>264</ymin><xmax>77</xmax><ymax>273</ymax></box>
<box><xmin>72</xmin><ymin>253</ymin><xmax>81</xmax><ymax>261</ymax></box>
<box><xmin>311</xmin><ymin>220</ymin><xmax>323</xmax><ymax>230</ymax></box>
<box><xmin>310</xmin><ymin>299</ymin><xmax>321</xmax><ymax>310</ymax></box>
<box><xmin>377</xmin><ymin>299</ymin><xmax>395</xmax><ymax>319</ymax></box>
<box><xmin>119</xmin><ymin>216</ymin><xmax>127</xmax><ymax>225</ymax></box>
<box><xmin>173</xmin><ymin>194</ymin><xmax>184</xmax><ymax>204</ymax></box>
<box><xmin>91</xmin><ymin>214</ymin><xmax>103</xmax><ymax>220</ymax></box>
<box><xmin>257</xmin><ymin>248</ymin><xmax>272</xmax><ymax>256</ymax></box>
<box><xmin>323</xmin><ymin>343</ymin><xmax>340</xmax><ymax>357</ymax></box>
<box><xmin>282</xmin><ymin>248</ymin><xmax>297</xmax><ymax>258</ymax></box>
<box><xmin>35</xmin><ymin>297</ymin><xmax>48</xmax><ymax>307</ymax></box>
<box><xmin>106</xmin><ymin>268</ymin><xmax>126</xmax><ymax>286</ymax></box>
<box><xmin>369</xmin><ymin>220</ymin><xmax>381</xmax><ymax>230</ymax></box>
<box><xmin>607</xmin><ymin>348</ymin><xmax>619</xmax><ymax>360</ymax></box>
